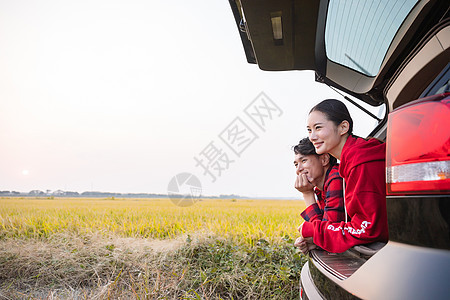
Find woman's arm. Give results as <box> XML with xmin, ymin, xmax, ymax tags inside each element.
<box><xmin>301</xmin><ymin>161</ymin><xmax>388</xmax><ymax>253</ymax></box>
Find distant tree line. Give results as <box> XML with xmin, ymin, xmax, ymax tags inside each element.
<box><xmin>0</xmin><ymin>190</ymin><xmax>244</xmax><ymax>199</ymax></box>
<box><xmin>0</xmin><ymin>190</ymin><xmax>170</xmax><ymax>198</ymax></box>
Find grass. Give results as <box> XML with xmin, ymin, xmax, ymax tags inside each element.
<box><xmin>0</xmin><ymin>197</ymin><xmax>306</xmax><ymax>299</ymax></box>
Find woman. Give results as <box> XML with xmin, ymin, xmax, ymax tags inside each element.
<box><xmin>296</xmin><ymin>99</ymin><xmax>388</xmax><ymax>253</ymax></box>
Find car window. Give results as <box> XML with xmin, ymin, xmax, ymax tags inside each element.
<box><xmin>325</xmin><ymin>0</ymin><xmax>418</xmax><ymax>77</ymax></box>
<box><xmin>420</xmin><ymin>63</ymin><xmax>450</xmax><ymax>98</ymax></box>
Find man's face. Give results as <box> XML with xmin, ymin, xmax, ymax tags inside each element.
<box><xmin>294</xmin><ymin>153</ymin><xmax>325</xmax><ymax>187</ymax></box>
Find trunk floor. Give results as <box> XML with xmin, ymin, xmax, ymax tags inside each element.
<box><xmin>310</xmin><ymin>249</ymin><xmax>367</xmax><ymax>280</ymax></box>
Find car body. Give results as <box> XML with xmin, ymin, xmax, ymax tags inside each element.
<box><xmin>228</xmin><ymin>0</ymin><xmax>450</xmax><ymax>299</ymax></box>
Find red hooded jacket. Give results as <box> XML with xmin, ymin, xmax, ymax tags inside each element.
<box><xmin>301</xmin><ymin>135</ymin><xmax>389</xmax><ymax>253</ymax></box>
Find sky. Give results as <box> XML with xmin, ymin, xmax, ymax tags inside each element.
<box><xmin>0</xmin><ymin>0</ymin><xmax>382</xmax><ymax>198</ymax></box>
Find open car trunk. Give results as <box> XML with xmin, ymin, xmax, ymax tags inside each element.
<box><xmin>228</xmin><ymin>0</ymin><xmax>450</xmax><ymax>299</ymax></box>
<box><xmin>229</xmin><ymin>0</ymin><xmax>448</xmax><ymax>107</ymax></box>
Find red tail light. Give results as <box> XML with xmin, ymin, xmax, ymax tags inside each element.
<box><xmin>386</xmin><ymin>93</ymin><xmax>450</xmax><ymax>195</ymax></box>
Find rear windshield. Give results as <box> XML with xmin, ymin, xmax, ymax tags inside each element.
<box><xmin>325</xmin><ymin>0</ymin><xmax>418</xmax><ymax>77</ymax></box>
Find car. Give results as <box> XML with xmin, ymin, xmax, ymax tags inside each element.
<box><xmin>227</xmin><ymin>0</ymin><xmax>450</xmax><ymax>299</ymax></box>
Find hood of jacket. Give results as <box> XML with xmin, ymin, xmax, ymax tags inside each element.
<box><xmin>339</xmin><ymin>135</ymin><xmax>386</xmax><ymax>179</ymax></box>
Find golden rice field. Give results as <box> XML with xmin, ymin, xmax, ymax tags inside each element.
<box><xmin>0</xmin><ymin>197</ymin><xmax>305</xmax><ymax>245</ymax></box>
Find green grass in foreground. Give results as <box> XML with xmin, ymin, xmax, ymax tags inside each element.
<box><xmin>0</xmin><ymin>198</ymin><xmax>307</xmax><ymax>299</ymax></box>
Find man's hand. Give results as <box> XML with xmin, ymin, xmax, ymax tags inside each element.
<box><xmin>294</xmin><ymin>236</ymin><xmax>317</xmax><ymax>254</ymax></box>
<box><xmin>295</xmin><ymin>173</ymin><xmax>314</xmax><ymax>194</ymax></box>
<box><xmin>295</xmin><ymin>174</ymin><xmax>316</xmax><ymax>207</ymax></box>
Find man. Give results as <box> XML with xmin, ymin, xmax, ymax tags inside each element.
<box><xmin>292</xmin><ymin>138</ymin><xmax>345</xmax><ymax>253</ymax></box>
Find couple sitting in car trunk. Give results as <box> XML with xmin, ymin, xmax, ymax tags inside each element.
<box><xmin>293</xmin><ymin>99</ymin><xmax>388</xmax><ymax>254</ymax></box>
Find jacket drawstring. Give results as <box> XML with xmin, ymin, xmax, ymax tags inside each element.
<box><xmin>342</xmin><ymin>178</ymin><xmax>347</xmax><ymax>236</ymax></box>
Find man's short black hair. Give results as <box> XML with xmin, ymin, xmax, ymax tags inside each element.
<box><xmin>293</xmin><ymin>137</ymin><xmax>316</xmax><ymax>156</ymax></box>
<box><xmin>293</xmin><ymin>137</ymin><xmax>337</xmax><ymax>166</ymax></box>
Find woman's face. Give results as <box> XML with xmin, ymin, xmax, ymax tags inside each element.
<box><xmin>307</xmin><ymin>110</ymin><xmax>342</xmax><ymax>155</ymax></box>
